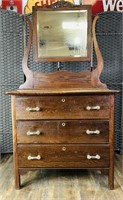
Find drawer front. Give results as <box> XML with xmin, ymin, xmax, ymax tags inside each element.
<box><xmin>17</xmin><ymin>120</ymin><xmax>109</xmax><ymax>144</ymax></box>
<box><xmin>18</xmin><ymin>145</ymin><xmax>110</xmax><ymax>168</ymax></box>
<box><xmin>15</xmin><ymin>95</ymin><xmax>110</xmax><ymax>119</ymax></box>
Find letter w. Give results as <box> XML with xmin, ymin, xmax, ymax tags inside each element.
<box><xmin>102</xmin><ymin>0</ymin><xmax>117</xmax><ymax>11</ymax></box>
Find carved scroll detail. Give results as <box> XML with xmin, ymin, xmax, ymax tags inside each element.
<box><xmin>91</xmin><ymin>16</ymin><xmax>107</xmax><ymax>88</ymax></box>
<box><xmin>19</xmin><ymin>16</ymin><xmax>33</xmax><ymax>89</ymax></box>
<box><xmin>49</xmin><ymin>0</ymin><xmax>74</xmax><ymax>8</ymax></box>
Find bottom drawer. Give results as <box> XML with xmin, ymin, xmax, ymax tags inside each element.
<box><xmin>18</xmin><ymin>145</ymin><xmax>110</xmax><ymax>168</ymax></box>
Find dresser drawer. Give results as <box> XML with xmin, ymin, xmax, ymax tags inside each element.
<box><xmin>17</xmin><ymin>120</ymin><xmax>109</xmax><ymax>144</ymax></box>
<box><xmin>15</xmin><ymin>95</ymin><xmax>110</xmax><ymax>120</ymax></box>
<box><xmin>18</xmin><ymin>145</ymin><xmax>110</xmax><ymax>168</ymax></box>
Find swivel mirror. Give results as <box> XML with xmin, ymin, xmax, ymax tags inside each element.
<box><xmin>19</xmin><ymin>1</ymin><xmax>106</xmax><ymax>89</ymax></box>
<box><xmin>33</xmin><ymin>5</ymin><xmax>92</xmax><ymax>62</ymax></box>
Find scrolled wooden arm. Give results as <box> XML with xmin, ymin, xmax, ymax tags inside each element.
<box><xmin>91</xmin><ymin>15</ymin><xmax>107</xmax><ymax>88</ymax></box>
<box><xmin>19</xmin><ymin>16</ymin><xmax>33</xmax><ymax>89</ymax></box>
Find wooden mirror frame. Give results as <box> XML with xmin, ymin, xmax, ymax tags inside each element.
<box><xmin>32</xmin><ymin>2</ymin><xmax>92</xmax><ymax>62</ymax></box>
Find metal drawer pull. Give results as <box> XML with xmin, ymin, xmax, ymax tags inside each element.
<box><xmin>86</xmin><ymin>105</ymin><xmax>100</xmax><ymax>111</ymax></box>
<box><xmin>61</xmin><ymin>98</ymin><xmax>65</xmax><ymax>102</ymax></box>
<box><xmin>27</xmin><ymin>155</ymin><xmax>41</xmax><ymax>160</ymax></box>
<box><xmin>86</xmin><ymin>130</ymin><xmax>100</xmax><ymax>135</ymax></box>
<box><xmin>26</xmin><ymin>130</ymin><xmax>41</xmax><ymax>136</ymax></box>
<box><xmin>87</xmin><ymin>154</ymin><xmax>101</xmax><ymax>160</ymax></box>
<box><xmin>26</xmin><ymin>107</ymin><xmax>40</xmax><ymax>112</ymax></box>
<box><xmin>62</xmin><ymin>123</ymin><xmax>66</xmax><ymax>127</ymax></box>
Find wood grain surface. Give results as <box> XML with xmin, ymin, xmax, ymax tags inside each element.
<box><xmin>17</xmin><ymin>144</ymin><xmax>110</xmax><ymax>168</ymax></box>
<box><xmin>15</xmin><ymin>95</ymin><xmax>110</xmax><ymax>120</ymax></box>
<box><xmin>17</xmin><ymin>120</ymin><xmax>109</xmax><ymax>144</ymax></box>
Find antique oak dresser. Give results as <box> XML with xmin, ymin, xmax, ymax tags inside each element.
<box><xmin>7</xmin><ymin>1</ymin><xmax>118</xmax><ymax>189</ymax></box>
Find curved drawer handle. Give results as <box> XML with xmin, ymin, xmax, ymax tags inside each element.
<box><xmin>27</xmin><ymin>155</ymin><xmax>41</xmax><ymax>160</ymax></box>
<box><xmin>26</xmin><ymin>130</ymin><xmax>41</xmax><ymax>136</ymax></box>
<box><xmin>86</xmin><ymin>130</ymin><xmax>100</xmax><ymax>135</ymax></box>
<box><xmin>86</xmin><ymin>105</ymin><xmax>100</xmax><ymax>111</ymax></box>
<box><xmin>26</xmin><ymin>107</ymin><xmax>40</xmax><ymax>112</ymax></box>
<box><xmin>87</xmin><ymin>154</ymin><xmax>101</xmax><ymax>160</ymax></box>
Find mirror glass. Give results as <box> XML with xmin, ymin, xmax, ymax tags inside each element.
<box><xmin>33</xmin><ymin>6</ymin><xmax>91</xmax><ymax>62</ymax></box>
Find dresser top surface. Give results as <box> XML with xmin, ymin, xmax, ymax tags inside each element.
<box><xmin>6</xmin><ymin>88</ymin><xmax>119</xmax><ymax>96</ymax></box>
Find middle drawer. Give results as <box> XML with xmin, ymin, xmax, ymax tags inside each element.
<box><xmin>17</xmin><ymin>120</ymin><xmax>109</xmax><ymax>144</ymax></box>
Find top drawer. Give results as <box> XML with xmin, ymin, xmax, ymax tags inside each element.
<box><xmin>15</xmin><ymin>95</ymin><xmax>110</xmax><ymax>120</ymax></box>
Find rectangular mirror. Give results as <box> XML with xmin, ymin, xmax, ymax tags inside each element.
<box><xmin>33</xmin><ymin>5</ymin><xmax>92</xmax><ymax>62</ymax></box>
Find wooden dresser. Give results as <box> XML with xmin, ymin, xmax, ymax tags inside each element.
<box><xmin>7</xmin><ymin>2</ymin><xmax>118</xmax><ymax>190</ymax></box>
<box><xmin>9</xmin><ymin>85</ymin><xmax>117</xmax><ymax>190</ymax></box>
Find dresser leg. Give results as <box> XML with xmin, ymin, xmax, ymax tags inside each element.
<box><xmin>15</xmin><ymin>170</ymin><xmax>21</xmax><ymax>189</ymax></box>
<box><xmin>108</xmin><ymin>169</ymin><xmax>114</xmax><ymax>190</ymax></box>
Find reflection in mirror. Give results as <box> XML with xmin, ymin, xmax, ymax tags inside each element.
<box><xmin>33</xmin><ymin>5</ymin><xmax>91</xmax><ymax>62</ymax></box>
<box><xmin>37</xmin><ymin>10</ymin><xmax>87</xmax><ymax>58</ymax></box>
